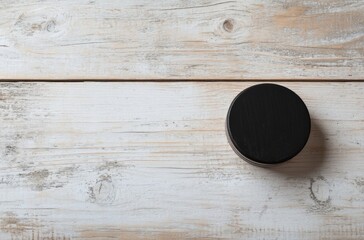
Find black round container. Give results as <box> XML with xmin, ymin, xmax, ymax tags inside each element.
<box><xmin>226</xmin><ymin>83</ymin><xmax>311</xmax><ymax>166</ymax></box>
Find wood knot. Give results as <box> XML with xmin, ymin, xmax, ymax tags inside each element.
<box><xmin>308</xmin><ymin>176</ymin><xmax>338</xmax><ymax>213</ymax></box>
<box><xmin>309</xmin><ymin>176</ymin><xmax>331</xmax><ymax>205</ymax></box>
<box><xmin>46</xmin><ymin>20</ymin><xmax>57</xmax><ymax>32</ymax></box>
<box><xmin>88</xmin><ymin>174</ymin><xmax>116</xmax><ymax>205</ymax></box>
<box><xmin>11</xmin><ymin>8</ymin><xmax>70</xmax><ymax>41</ymax></box>
<box><xmin>223</xmin><ymin>19</ymin><xmax>234</xmax><ymax>32</ymax></box>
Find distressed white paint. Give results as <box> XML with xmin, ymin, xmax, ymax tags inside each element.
<box><xmin>0</xmin><ymin>0</ymin><xmax>363</xmax><ymax>79</ymax></box>
<box><xmin>0</xmin><ymin>82</ymin><xmax>363</xmax><ymax>239</ymax></box>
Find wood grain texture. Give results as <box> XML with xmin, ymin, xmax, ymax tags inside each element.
<box><xmin>0</xmin><ymin>82</ymin><xmax>363</xmax><ymax>239</ymax></box>
<box><xmin>0</xmin><ymin>0</ymin><xmax>363</xmax><ymax>80</ymax></box>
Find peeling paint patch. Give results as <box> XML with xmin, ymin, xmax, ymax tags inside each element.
<box><xmin>98</xmin><ymin>160</ymin><xmax>127</xmax><ymax>172</ymax></box>
<box><xmin>78</xmin><ymin>227</ymin><xmax>211</xmax><ymax>240</ymax></box>
<box><xmin>354</xmin><ymin>177</ymin><xmax>364</xmax><ymax>187</ymax></box>
<box><xmin>4</xmin><ymin>145</ymin><xmax>17</xmax><ymax>157</ymax></box>
<box><xmin>0</xmin><ymin>212</ymin><xmax>40</xmax><ymax>236</ymax></box>
<box><xmin>25</xmin><ymin>169</ymin><xmax>50</xmax><ymax>191</ymax></box>
<box><xmin>0</xmin><ymin>212</ymin><xmax>72</xmax><ymax>239</ymax></box>
<box><xmin>354</xmin><ymin>177</ymin><xmax>364</xmax><ymax>193</ymax></box>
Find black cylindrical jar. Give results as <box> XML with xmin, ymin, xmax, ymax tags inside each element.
<box><xmin>226</xmin><ymin>83</ymin><xmax>311</xmax><ymax>167</ymax></box>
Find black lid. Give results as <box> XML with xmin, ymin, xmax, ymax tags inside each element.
<box><xmin>226</xmin><ymin>83</ymin><xmax>311</xmax><ymax>165</ymax></box>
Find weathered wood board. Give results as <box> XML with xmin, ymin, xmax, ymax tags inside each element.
<box><xmin>0</xmin><ymin>82</ymin><xmax>363</xmax><ymax>239</ymax></box>
<box><xmin>0</xmin><ymin>0</ymin><xmax>363</xmax><ymax>80</ymax></box>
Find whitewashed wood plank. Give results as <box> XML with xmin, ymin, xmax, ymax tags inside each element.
<box><xmin>0</xmin><ymin>82</ymin><xmax>363</xmax><ymax>239</ymax></box>
<box><xmin>0</xmin><ymin>0</ymin><xmax>363</xmax><ymax>80</ymax></box>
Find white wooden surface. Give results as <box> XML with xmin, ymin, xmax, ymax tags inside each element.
<box><xmin>0</xmin><ymin>82</ymin><xmax>363</xmax><ymax>239</ymax></box>
<box><xmin>0</xmin><ymin>0</ymin><xmax>363</xmax><ymax>80</ymax></box>
<box><xmin>0</xmin><ymin>1</ymin><xmax>363</xmax><ymax>239</ymax></box>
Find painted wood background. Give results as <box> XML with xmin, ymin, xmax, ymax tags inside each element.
<box><xmin>1</xmin><ymin>0</ymin><xmax>364</xmax><ymax>239</ymax></box>
<box><xmin>0</xmin><ymin>82</ymin><xmax>363</xmax><ymax>239</ymax></box>
<box><xmin>0</xmin><ymin>0</ymin><xmax>363</xmax><ymax>79</ymax></box>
